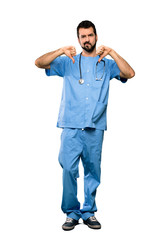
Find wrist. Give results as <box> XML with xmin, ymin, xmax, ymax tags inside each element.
<box><xmin>108</xmin><ymin>48</ymin><xmax>114</xmax><ymax>56</ymax></box>
<box><xmin>59</xmin><ymin>48</ymin><xmax>64</xmax><ymax>55</ymax></box>
<box><xmin>109</xmin><ymin>49</ymin><xmax>119</xmax><ymax>60</ymax></box>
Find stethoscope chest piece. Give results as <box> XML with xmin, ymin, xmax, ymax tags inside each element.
<box><xmin>79</xmin><ymin>79</ymin><xmax>84</xmax><ymax>84</ymax></box>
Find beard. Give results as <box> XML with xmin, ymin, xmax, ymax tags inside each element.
<box><xmin>82</xmin><ymin>41</ymin><xmax>97</xmax><ymax>53</ymax></box>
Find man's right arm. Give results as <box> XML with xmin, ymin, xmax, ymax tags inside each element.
<box><xmin>35</xmin><ymin>46</ymin><xmax>76</xmax><ymax>69</ymax></box>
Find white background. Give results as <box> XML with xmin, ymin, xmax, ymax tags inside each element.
<box><xmin>0</xmin><ymin>0</ymin><xmax>160</xmax><ymax>239</ymax></box>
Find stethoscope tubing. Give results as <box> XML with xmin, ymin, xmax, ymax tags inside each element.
<box><xmin>79</xmin><ymin>52</ymin><xmax>105</xmax><ymax>83</ymax></box>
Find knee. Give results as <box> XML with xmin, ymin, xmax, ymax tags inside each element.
<box><xmin>63</xmin><ymin>165</ymin><xmax>79</xmax><ymax>179</ymax></box>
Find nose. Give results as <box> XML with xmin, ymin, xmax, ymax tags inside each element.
<box><xmin>86</xmin><ymin>36</ymin><xmax>89</xmax><ymax>41</ymax></box>
<box><xmin>84</xmin><ymin>36</ymin><xmax>90</xmax><ymax>43</ymax></box>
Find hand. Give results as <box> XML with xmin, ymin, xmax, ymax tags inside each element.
<box><xmin>96</xmin><ymin>45</ymin><xmax>112</xmax><ymax>63</ymax></box>
<box><xmin>62</xmin><ymin>46</ymin><xmax>76</xmax><ymax>63</ymax></box>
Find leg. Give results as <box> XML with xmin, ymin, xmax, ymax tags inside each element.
<box><xmin>58</xmin><ymin>128</ymin><xmax>83</xmax><ymax>220</ymax></box>
<box><xmin>80</xmin><ymin>128</ymin><xmax>104</xmax><ymax>220</ymax></box>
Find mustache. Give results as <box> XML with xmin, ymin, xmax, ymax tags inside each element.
<box><xmin>84</xmin><ymin>42</ymin><xmax>91</xmax><ymax>45</ymax></box>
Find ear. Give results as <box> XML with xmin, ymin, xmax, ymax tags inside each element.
<box><xmin>96</xmin><ymin>35</ymin><xmax>98</xmax><ymax>42</ymax></box>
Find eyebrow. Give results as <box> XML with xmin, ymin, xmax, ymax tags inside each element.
<box><xmin>81</xmin><ymin>33</ymin><xmax>94</xmax><ymax>37</ymax></box>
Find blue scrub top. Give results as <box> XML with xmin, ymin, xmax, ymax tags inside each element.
<box><xmin>45</xmin><ymin>54</ymin><xmax>127</xmax><ymax>130</ymax></box>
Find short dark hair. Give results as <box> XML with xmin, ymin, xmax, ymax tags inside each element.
<box><xmin>77</xmin><ymin>20</ymin><xmax>97</xmax><ymax>38</ymax></box>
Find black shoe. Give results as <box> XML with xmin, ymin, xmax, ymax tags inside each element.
<box><xmin>62</xmin><ymin>218</ymin><xmax>79</xmax><ymax>231</ymax></box>
<box><xmin>83</xmin><ymin>216</ymin><xmax>101</xmax><ymax>229</ymax></box>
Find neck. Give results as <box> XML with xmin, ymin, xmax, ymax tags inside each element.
<box><xmin>81</xmin><ymin>49</ymin><xmax>97</xmax><ymax>57</ymax></box>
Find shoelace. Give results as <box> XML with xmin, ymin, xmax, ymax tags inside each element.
<box><xmin>66</xmin><ymin>218</ymin><xmax>73</xmax><ymax>223</ymax></box>
<box><xmin>90</xmin><ymin>216</ymin><xmax>97</xmax><ymax>221</ymax></box>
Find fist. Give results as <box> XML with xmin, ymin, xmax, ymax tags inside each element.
<box><xmin>62</xmin><ymin>46</ymin><xmax>76</xmax><ymax>63</ymax></box>
<box><xmin>96</xmin><ymin>45</ymin><xmax>112</xmax><ymax>62</ymax></box>
<box><xmin>96</xmin><ymin>45</ymin><xmax>106</xmax><ymax>56</ymax></box>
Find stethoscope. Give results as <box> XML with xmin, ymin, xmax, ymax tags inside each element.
<box><xmin>79</xmin><ymin>52</ymin><xmax>105</xmax><ymax>85</ymax></box>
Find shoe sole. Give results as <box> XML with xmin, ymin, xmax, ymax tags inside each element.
<box><xmin>62</xmin><ymin>223</ymin><xmax>78</xmax><ymax>231</ymax></box>
<box><xmin>84</xmin><ymin>222</ymin><xmax>101</xmax><ymax>229</ymax></box>
<box><xmin>62</xmin><ymin>226</ymin><xmax>75</xmax><ymax>231</ymax></box>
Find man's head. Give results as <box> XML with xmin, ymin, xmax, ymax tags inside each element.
<box><xmin>77</xmin><ymin>20</ymin><xmax>98</xmax><ymax>53</ymax></box>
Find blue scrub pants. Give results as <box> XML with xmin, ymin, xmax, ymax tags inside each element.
<box><xmin>58</xmin><ymin>128</ymin><xmax>104</xmax><ymax>221</ymax></box>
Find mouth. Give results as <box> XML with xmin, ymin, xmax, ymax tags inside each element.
<box><xmin>84</xmin><ymin>43</ymin><xmax>91</xmax><ymax>48</ymax></box>
<box><xmin>84</xmin><ymin>42</ymin><xmax>91</xmax><ymax>46</ymax></box>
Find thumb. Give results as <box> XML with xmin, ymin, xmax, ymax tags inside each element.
<box><xmin>69</xmin><ymin>54</ymin><xmax>75</xmax><ymax>64</ymax></box>
<box><xmin>98</xmin><ymin>53</ymin><xmax>105</xmax><ymax>63</ymax></box>
<box><xmin>98</xmin><ymin>56</ymin><xmax>103</xmax><ymax>63</ymax></box>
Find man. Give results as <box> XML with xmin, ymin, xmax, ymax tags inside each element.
<box><xmin>35</xmin><ymin>20</ymin><xmax>135</xmax><ymax>231</ymax></box>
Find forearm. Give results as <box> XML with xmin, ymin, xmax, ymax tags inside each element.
<box><xmin>35</xmin><ymin>48</ymin><xmax>64</xmax><ymax>68</ymax></box>
<box><xmin>109</xmin><ymin>49</ymin><xmax>135</xmax><ymax>78</ymax></box>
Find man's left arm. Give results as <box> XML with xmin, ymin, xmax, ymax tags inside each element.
<box><xmin>96</xmin><ymin>46</ymin><xmax>135</xmax><ymax>79</ymax></box>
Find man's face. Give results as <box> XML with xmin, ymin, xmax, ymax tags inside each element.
<box><xmin>78</xmin><ymin>27</ymin><xmax>98</xmax><ymax>53</ymax></box>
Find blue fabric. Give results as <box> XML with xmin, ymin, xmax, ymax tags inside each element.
<box><xmin>58</xmin><ymin>128</ymin><xmax>104</xmax><ymax>220</ymax></box>
<box><xmin>45</xmin><ymin>54</ymin><xmax>127</xmax><ymax>131</ymax></box>
<box><xmin>45</xmin><ymin>53</ymin><xmax>127</xmax><ymax>220</ymax></box>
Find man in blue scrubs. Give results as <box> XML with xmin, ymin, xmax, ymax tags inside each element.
<box><xmin>35</xmin><ymin>20</ymin><xmax>135</xmax><ymax>230</ymax></box>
